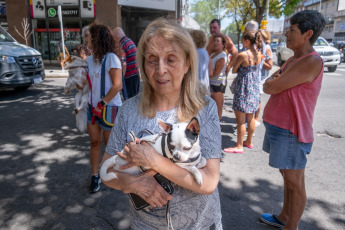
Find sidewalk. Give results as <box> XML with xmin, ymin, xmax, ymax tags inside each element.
<box><xmin>44</xmin><ymin>64</ymin><xmax>69</xmax><ymax>78</ymax></box>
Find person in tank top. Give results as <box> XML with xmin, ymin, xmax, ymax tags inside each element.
<box><xmin>259</xmin><ymin>10</ymin><xmax>326</xmax><ymax>230</ymax></box>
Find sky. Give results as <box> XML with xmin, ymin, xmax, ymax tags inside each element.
<box><xmin>187</xmin><ymin>0</ymin><xmax>284</xmax><ymax>29</ymax></box>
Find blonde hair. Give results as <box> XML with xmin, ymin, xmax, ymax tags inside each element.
<box><xmin>137</xmin><ymin>18</ymin><xmax>207</xmax><ymax>122</ymax></box>
<box><xmin>259</xmin><ymin>29</ymin><xmax>271</xmax><ymax>44</ymax></box>
<box><xmin>189</xmin><ymin>29</ymin><xmax>207</xmax><ymax>48</ymax></box>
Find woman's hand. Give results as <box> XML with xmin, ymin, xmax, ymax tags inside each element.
<box><xmin>129</xmin><ymin>170</ymin><xmax>173</xmax><ymax>208</ymax></box>
<box><xmin>118</xmin><ymin>140</ymin><xmax>161</xmax><ymax>170</ymax></box>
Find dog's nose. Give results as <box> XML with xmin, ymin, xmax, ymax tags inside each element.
<box><xmin>173</xmin><ymin>154</ymin><xmax>180</xmax><ymax>161</ymax></box>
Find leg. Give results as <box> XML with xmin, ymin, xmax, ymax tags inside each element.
<box><xmin>224</xmin><ymin>110</ymin><xmax>245</xmax><ymax>152</ymax></box>
<box><xmin>103</xmin><ymin>130</ymin><xmax>111</xmax><ymax>146</ymax></box>
<box><xmin>211</xmin><ymin>91</ymin><xmax>224</xmax><ymax>121</ymax></box>
<box><xmin>255</xmin><ymin>101</ymin><xmax>261</xmax><ymax>122</ymax></box>
<box><xmin>279</xmin><ymin>169</ymin><xmax>306</xmax><ymax>230</ymax></box>
<box><xmin>244</xmin><ymin>112</ymin><xmax>255</xmax><ymax>147</ymax></box>
<box><xmin>87</xmin><ymin>123</ymin><xmax>103</xmax><ymax>175</ymax></box>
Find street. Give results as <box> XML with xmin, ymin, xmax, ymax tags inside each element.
<box><xmin>0</xmin><ymin>63</ymin><xmax>345</xmax><ymax>230</ymax></box>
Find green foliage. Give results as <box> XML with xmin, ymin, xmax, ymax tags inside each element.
<box><xmin>223</xmin><ymin>22</ymin><xmax>239</xmax><ymax>44</ymax></box>
<box><xmin>190</xmin><ymin>0</ymin><xmax>226</xmax><ymax>36</ymax></box>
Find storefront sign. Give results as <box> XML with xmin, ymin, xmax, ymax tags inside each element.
<box><xmin>80</xmin><ymin>0</ymin><xmax>95</xmax><ymax>18</ymax></box>
<box><xmin>118</xmin><ymin>0</ymin><xmax>175</xmax><ymax>11</ymax></box>
<box><xmin>31</xmin><ymin>0</ymin><xmax>46</xmax><ymax>18</ymax></box>
<box><xmin>46</xmin><ymin>0</ymin><xmax>79</xmax><ymax>6</ymax></box>
<box><xmin>47</xmin><ymin>7</ymin><xmax>79</xmax><ymax>17</ymax></box>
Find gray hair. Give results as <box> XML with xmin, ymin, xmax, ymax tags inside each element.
<box><xmin>82</xmin><ymin>25</ymin><xmax>90</xmax><ymax>37</ymax></box>
<box><xmin>245</xmin><ymin>20</ymin><xmax>259</xmax><ymax>32</ymax></box>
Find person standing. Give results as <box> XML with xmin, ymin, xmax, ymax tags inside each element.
<box><xmin>101</xmin><ymin>18</ymin><xmax>222</xmax><ymax>229</ymax></box>
<box><xmin>209</xmin><ymin>35</ymin><xmax>228</xmax><ymax>121</ymax></box>
<box><xmin>206</xmin><ymin>19</ymin><xmax>238</xmax><ymax>75</ymax></box>
<box><xmin>113</xmin><ymin>27</ymin><xmax>140</xmax><ymax>98</ymax></box>
<box><xmin>80</xmin><ymin>25</ymin><xmax>92</xmax><ymax>60</ymax></box>
<box><xmin>223</xmin><ymin>31</ymin><xmax>263</xmax><ymax>154</ymax></box>
<box><xmin>189</xmin><ymin>29</ymin><xmax>211</xmax><ymax>92</ymax></box>
<box><xmin>259</xmin><ymin>10</ymin><xmax>325</xmax><ymax>230</ymax></box>
<box><xmin>86</xmin><ymin>23</ymin><xmax>123</xmax><ymax>194</ymax></box>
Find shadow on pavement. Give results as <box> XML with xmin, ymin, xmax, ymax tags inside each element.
<box><xmin>0</xmin><ymin>82</ymin><xmax>344</xmax><ymax>230</ymax></box>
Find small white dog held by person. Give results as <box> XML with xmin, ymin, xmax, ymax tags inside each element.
<box><xmin>64</xmin><ymin>55</ymin><xmax>89</xmax><ymax>133</ymax></box>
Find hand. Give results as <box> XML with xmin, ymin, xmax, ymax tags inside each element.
<box><xmin>118</xmin><ymin>140</ymin><xmax>160</xmax><ymax>170</ymax></box>
<box><xmin>130</xmin><ymin>170</ymin><xmax>173</xmax><ymax>208</ymax></box>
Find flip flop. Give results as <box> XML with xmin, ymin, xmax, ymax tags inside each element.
<box><xmin>259</xmin><ymin>213</ymin><xmax>285</xmax><ymax>228</ymax></box>
<box><xmin>243</xmin><ymin>143</ymin><xmax>254</xmax><ymax>149</ymax></box>
<box><xmin>223</xmin><ymin>148</ymin><xmax>243</xmax><ymax>154</ymax></box>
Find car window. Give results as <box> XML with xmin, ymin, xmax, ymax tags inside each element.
<box><xmin>314</xmin><ymin>38</ymin><xmax>328</xmax><ymax>47</ymax></box>
<box><xmin>0</xmin><ymin>26</ymin><xmax>16</xmax><ymax>42</ymax></box>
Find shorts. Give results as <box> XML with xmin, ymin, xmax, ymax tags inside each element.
<box><xmin>210</xmin><ymin>83</ymin><xmax>226</xmax><ymax>93</ymax></box>
<box><xmin>87</xmin><ymin>104</ymin><xmax>113</xmax><ymax>131</ymax></box>
<box><xmin>262</xmin><ymin>121</ymin><xmax>313</xmax><ymax>170</ymax></box>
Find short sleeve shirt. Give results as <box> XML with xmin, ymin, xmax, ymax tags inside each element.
<box><xmin>210</xmin><ymin>51</ymin><xmax>228</xmax><ymax>86</ymax></box>
<box><xmin>86</xmin><ymin>53</ymin><xmax>122</xmax><ymax>106</ymax></box>
<box><xmin>106</xmin><ymin>95</ymin><xmax>223</xmax><ymax>230</ymax></box>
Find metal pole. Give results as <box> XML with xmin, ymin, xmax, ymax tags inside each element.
<box><xmin>218</xmin><ymin>0</ymin><xmax>220</xmax><ymax>19</ymax></box>
<box><xmin>266</xmin><ymin>0</ymin><xmax>269</xmax><ymax>20</ymax></box>
<box><xmin>58</xmin><ymin>5</ymin><xmax>65</xmax><ymax>59</ymax></box>
<box><xmin>319</xmin><ymin>0</ymin><xmax>322</xmax><ymax>12</ymax></box>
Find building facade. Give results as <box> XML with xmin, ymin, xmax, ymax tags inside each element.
<box><xmin>3</xmin><ymin>0</ymin><xmax>181</xmax><ymax>63</ymax></box>
<box><xmin>283</xmin><ymin>0</ymin><xmax>345</xmax><ymax>43</ymax></box>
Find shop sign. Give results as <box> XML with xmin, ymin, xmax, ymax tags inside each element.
<box><xmin>47</xmin><ymin>7</ymin><xmax>79</xmax><ymax>17</ymax></box>
<box><xmin>118</xmin><ymin>0</ymin><xmax>176</xmax><ymax>11</ymax></box>
<box><xmin>31</xmin><ymin>0</ymin><xmax>46</xmax><ymax>18</ymax></box>
<box><xmin>46</xmin><ymin>0</ymin><xmax>79</xmax><ymax>6</ymax></box>
<box><xmin>80</xmin><ymin>0</ymin><xmax>95</xmax><ymax>18</ymax></box>
<box><xmin>0</xmin><ymin>2</ymin><xmax>6</xmax><ymax>16</ymax></box>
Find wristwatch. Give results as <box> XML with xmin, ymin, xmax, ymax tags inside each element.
<box><xmin>100</xmin><ymin>100</ymin><xmax>106</xmax><ymax>106</ymax></box>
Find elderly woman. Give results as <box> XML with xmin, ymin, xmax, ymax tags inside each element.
<box><xmin>101</xmin><ymin>18</ymin><xmax>222</xmax><ymax>229</ymax></box>
<box><xmin>209</xmin><ymin>35</ymin><xmax>228</xmax><ymax>121</ymax></box>
<box><xmin>259</xmin><ymin>10</ymin><xmax>325</xmax><ymax>230</ymax></box>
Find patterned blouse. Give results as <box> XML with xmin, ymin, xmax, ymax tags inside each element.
<box><xmin>106</xmin><ymin>94</ymin><xmax>223</xmax><ymax>230</ymax></box>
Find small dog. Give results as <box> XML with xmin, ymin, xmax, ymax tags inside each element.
<box><xmin>100</xmin><ymin>117</ymin><xmax>207</xmax><ymax>185</ymax></box>
<box><xmin>63</xmin><ymin>55</ymin><xmax>89</xmax><ymax>133</ymax></box>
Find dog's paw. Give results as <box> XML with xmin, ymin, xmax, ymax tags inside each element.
<box><xmin>73</xmin><ymin>108</ymin><xmax>79</xmax><ymax>115</ymax></box>
<box><xmin>195</xmin><ymin>175</ymin><xmax>203</xmax><ymax>185</ymax></box>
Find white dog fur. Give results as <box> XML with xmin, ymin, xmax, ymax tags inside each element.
<box><xmin>64</xmin><ymin>55</ymin><xmax>89</xmax><ymax>133</ymax></box>
<box><xmin>100</xmin><ymin>118</ymin><xmax>207</xmax><ymax>185</ymax></box>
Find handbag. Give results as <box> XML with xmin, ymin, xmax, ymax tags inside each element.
<box><xmin>230</xmin><ymin>76</ymin><xmax>237</xmax><ymax>94</ymax></box>
<box><xmin>100</xmin><ymin>53</ymin><xmax>128</xmax><ymax>126</ymax></box>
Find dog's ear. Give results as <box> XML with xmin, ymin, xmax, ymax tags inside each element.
<box><xmin>186</xmin><ymin>117</ymin><xmax>200</xmax><ymax>135</ymax></box>
<box><xmin>157</xmin><ymin>119</ymin><xmax>173</xmax><ymax>133</ymax></box>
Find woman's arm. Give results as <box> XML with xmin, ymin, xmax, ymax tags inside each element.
<box><xmin>208</xmin><ymin>58</ymin><xmax>213</xmax><ymax>77</ymax></box>
<box><xmin>102</xmin><ymin>68</ymin><xmax>122</xmax><ymax>103</ymax></box>
<box><xmin>209</xmin><ymin>58</ymin><xmax>225</xmax><ymax>78</ymax></box>
<box><xmin>101</xmin><ymin>151</ymin><xmax>173</xmax><ymax>208</ymax></box>
<box><xmin>263</xmin><ymin>58</ymin><xmax>273</xmax><ymax>70</ymax></box>
<box><xmin>119</xmin><ymin>141</ymin><xmax>220</xmax><ymax>195</ymax></box>
<box><xmin>263</xmin><ymin>55</ymin><xmax>323</xmax><ymax>95</ymax></box>
<box><xmin>232</xmin><ymin>53</ymin><xmax>245</xmax><ymax>73</ymax></box>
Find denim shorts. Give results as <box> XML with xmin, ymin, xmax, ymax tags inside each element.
<box><xmin>87</xmin><ymin>104</ymin><xmax>113</xmax><ymax>131</ymax></box>
<box><xmin>262</xmin><ymin>122</ymin><xmax>313</xmax><ymax>170</ymax></box>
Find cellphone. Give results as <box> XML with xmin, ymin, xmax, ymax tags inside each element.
<box><xmin>128</xmin><ymin>173</ymin><xmax>174</xmax><ymax>211</ymax></box>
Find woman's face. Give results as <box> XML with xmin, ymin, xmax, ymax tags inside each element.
<box><xmin>83</xmin><ymin>30</ymin><xmax>90</xmax><ymax>45</ymax></box>
<box><xmin>285</xmin><ymin>24</ymin><xmax>306</xmax><ymax>50</ymax></box>
<box><xmin>214</xmin><ymin>37</ymin><xmax>224</xmax><ymax>51</ymax></box>
<box><xmin>144</xmin><ymin>35</ymin><xmax>190</xmax><ymax>98</ymax></box>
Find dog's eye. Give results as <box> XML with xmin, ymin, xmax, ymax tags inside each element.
<box><xmin>169</xmin><ymin>144</ymin><xmax>175</xmax><ymax>150</ymax></box>
<box><xmin>183</xmin><ymin>147</ymin><xmax>192</xmax><ymax>151</ymax></box>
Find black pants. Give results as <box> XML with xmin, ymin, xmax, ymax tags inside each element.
<box><xmin>124</xmin><ymin>75</ymin><xmax>140</xmax><ymax>99</ymax></box>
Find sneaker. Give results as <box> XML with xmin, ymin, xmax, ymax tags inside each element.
<box><xmin>255</xmin><ymin>120</ymin><xmax>261</xmax><ymax>127</ymax></box>
<box><xmin>234</xmin><ymin>129</ymin><xmax>254</xmax><ymax>137</ymax></box>
<box><xmin>259</xmin><ymin>213</ymin><xmax>285</xmax><ymax>228</ymax></box>
<box><xmin>89</xmin><ymin>175</ymin><xmax>101</xmax><ymax>194</ymax></box>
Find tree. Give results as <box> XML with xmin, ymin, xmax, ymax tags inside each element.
<box><xmin>14</xmin><ymin>18</ymin><xmax>33</xmax><ymax>46</ymax></box>
<box><xmin>190</xmin><ymin>0</ymin><xmax>226</xmax><ymax>36</ymax></box>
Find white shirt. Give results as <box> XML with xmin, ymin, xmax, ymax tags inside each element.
<box><xmin>86</xmin><ymin>53</ymin><xmax>122</xmax><ymax>107</ymax></box>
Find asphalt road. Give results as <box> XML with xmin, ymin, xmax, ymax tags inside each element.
<box><xmin>0</xmin><ymin>63</ymin><xmax>344</xmax><ymax>230</ymax></box>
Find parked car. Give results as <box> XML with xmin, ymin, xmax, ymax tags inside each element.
<box><xmin>276</xmin><ymin>37</ymin><xmax>341</xmax><ymax>72</ymax></box>
<box><xmin>270</xmin><ymin>42</ymin><xmax>278</xmax><ymax>52</ymax></box>
<box><xmin>0</xmin><ymin>25</ymin><xmax>45</xmax><ymax>91</ymax></box>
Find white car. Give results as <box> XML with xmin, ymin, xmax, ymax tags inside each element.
<box><xmin>276</xmin><ymin>37</ymin><xmax>341</xmax><ymax>72</ymax></box>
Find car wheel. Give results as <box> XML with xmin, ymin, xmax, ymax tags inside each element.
<box><xmin>328</xmin><ymin>66</ymin><xmax>337</xmax><ymax>72</ymax></box>
<box><xmin>277</xmin><ymin>54</ymin><xmax>284</xmax><ymax>67</ymax></box>
<box><xmin>14</xmin><ymin>85</ymin><xmax>31</xmax><ymax>91</ymax></box>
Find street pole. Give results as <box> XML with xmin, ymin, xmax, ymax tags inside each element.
<box><xmin>58</xmin><ymin>5</ymin><xmax>65</xmax><ymax>59</ymax></box>
<box><xmin>266</xmin><ymin>0</ymin><xmax>269</xmax><ymax>20</ymax></box>
<box><xmin>218</xmin><ymin>0</ymin><xmax>220</xmax><ymax>19</ymax></box>
<box><xmin>319</xmin><ymin>0</ymin><xmax>322</xmax><ymax>12</ymax></box>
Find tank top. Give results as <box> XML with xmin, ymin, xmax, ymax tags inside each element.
<box><xmin>262</xmin><ymin>51</ymin><xmax>324</xmax><ymax>143</ymax></box>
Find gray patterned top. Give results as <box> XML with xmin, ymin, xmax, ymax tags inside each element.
<box><xmin>106</xmin><ymin>94</ymin><xmax>223</xmax><ymax>230</ymax></box>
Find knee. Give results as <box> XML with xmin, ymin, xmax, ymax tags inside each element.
<box><xmin>284</xmin><ymin>177</ymin><xmax>305</xmax><ymax>192</ymax></box>
<box><xmin>90</xmin><ymin>139</ymin><xmax>102</xmax><ymax>148</ymax></box>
